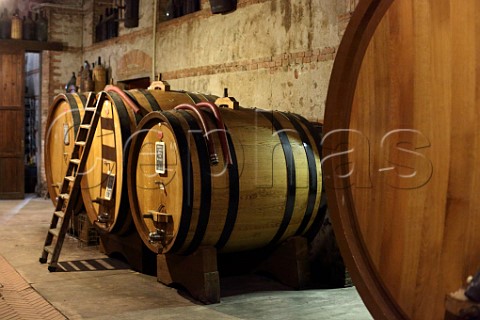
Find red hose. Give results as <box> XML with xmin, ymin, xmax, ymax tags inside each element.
<box><xmin>196</xmin><ymin>102</ymin><xmax>232</xmax><ymax>165</ymax></box>
<box><xmin>104</xmin><ymin>84</ymin><xmax>141</xmax><ymax>114</ymax></box>
<box><xmin>174</xmin><ymin>104</ymin><xmax>219</xmax><ymax>165</ymax></box>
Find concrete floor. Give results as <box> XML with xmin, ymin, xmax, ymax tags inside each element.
<box><xmin>0</xmin><ymin>195</ymin><xmax>373</xmax><ymax>319</ymax></box>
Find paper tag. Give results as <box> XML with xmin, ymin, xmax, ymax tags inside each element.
<box><xmin>63</xmin><ymin>123</ymin><xmax>70</xmax><ymax>145</ymax></box>
<box><xmin>155</xmin><ymin>141</ymin><xmax>166</xmax><ymax>174</ymax></box>
<box><xmin>104</xmin><ymin>172</ymin><xmax>115</xmax><ymax>201</ymax></box>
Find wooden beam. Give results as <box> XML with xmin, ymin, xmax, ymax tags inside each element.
<box><xmin>0</xmin><ymin>39</ymin><xmax>63</xmax><ymax>52</ymax></box>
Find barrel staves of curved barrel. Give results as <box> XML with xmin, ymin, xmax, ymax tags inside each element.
<box><xmin>324</xmin><ymin>0</ymin><xmax>480</xmax><ymax>319</ymax></box>
<box><xmin>127</xmin><ymin>107</ymin><xmax>324</xmax><ymax>255</ymax></box>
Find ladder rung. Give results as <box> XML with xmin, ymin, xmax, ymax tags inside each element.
<box><xmin>70</xmin><ymin>159</ymin><xmax>80</xmax><ymax>165</ymax></box>
<box><xmin>80</xmin><ymin>124</ymin><xmax>91</xmax><ymax>129</ymax></box>
<box><xmin>54</xmin><ymin>211</ymin><xmax>65</xmax><ymax>219</ymax></box>
<box><xmin>84</xmin><ymin>107</ymin><xmax>96</xmax><ymax>112</ymax></box>
<box><xmin>75</xmin><ymin>141</ymin><xmax>86</xmax><ymax>147</ymax></box>
<box><xmin>49</xmin><ymin>228</ymin><xmax>60</xmax><ymax>237</ymax></box>
<box><xmin>65</xmin><ymin>176</ymin><xmax>75</xmax><ymax>182</ymax></box>
<box><xmin>44</xmin><ymin>245</ymin><xmax>54</xmax><ymax>254</ymax></box>
<box><xmin>59</xmin><ymin>193</ymin><xmax>69</xmax><ymax>200</ymax></box>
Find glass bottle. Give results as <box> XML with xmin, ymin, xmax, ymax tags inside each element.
<box><xmin>11</xmin><ymin>9</ymin><xmax>22</xmax><ymax>40</ymax></box>
<box><xmin>23</xmin><ymin>11</ymin><xmax>35</xmax><ymax>40</ymax></box>
<box><xmin>0</xmin><ymin>8</ymin><xmax>10</xmax><ymax>39</ymax></box>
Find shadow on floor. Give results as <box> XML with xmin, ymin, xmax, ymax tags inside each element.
<box><xmin>56</xmin><ymin>257</ymin><xmax>131</xmax><ymax>272</ymax></box>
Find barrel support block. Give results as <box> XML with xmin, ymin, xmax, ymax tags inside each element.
<box><xmin>257</xmin><ymin>236</ymin><xmax>311</xmax><ymax>289</ymax></box>
<box><xmin>157</xmin><ymin>246</ymin><xmax>220</xmax><ymax>304</ymax></box>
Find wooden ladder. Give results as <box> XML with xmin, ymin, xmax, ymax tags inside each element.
<box><xmin>39</xmin><ymin>92</ymin><xmax>106</xmax><ymax>271</ymax></box>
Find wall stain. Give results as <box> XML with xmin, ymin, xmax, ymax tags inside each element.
<box><xmin>270</xmin><ymin>0</ymin><xmax>277</xmax><ymax>13</ymax></box>
<box><xmin>280</xmin><ymin>0</ymin><xmax>292</xmax><ymax>33</ymax></box>
<box><xmin>307</xmin><ymin>0</ymin><xmax>313</xmax><ymax>49</ymax></box>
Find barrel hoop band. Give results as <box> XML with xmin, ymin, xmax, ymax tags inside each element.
<box><xmin>292</xmin><ymin>115</ymin><xmax>326</xmax><ymax>238</ymax></box>
<box><xmin>78</xmin><ymin>93</ymin><xmax>87</xmax><ymax>106</ymax></box>
<box><xmin>124</xmin><ymin>91</ymin><xmax>144</xmax><ymax>124</ymax></box>
<box><xmin>185</xmin><ymin>92</ymin><xmax>202</xmax><ymax>104</ymax></box>
<box><xmin>106</xmin><ymin>93</ymin><xmax>133</xmax><ymax>234</ymax></box>
<box><xmin>163</xmin><ymin>112</ymin><xmax>194</xmax><ymax>253</ymax></box>
<box><xmin>64</xmin><ymin>94</ymin><xmax>81</xmax><ymax>137</ymax></box>
<box><xmin>108</xmin><ymin>93</ymin><xmax>132</xmax><ymax>150</ymax></box>
<box><xmin>215</xmin><ymin>125</ymin><xmax>240</xmax><ymax>250</ymax></box>
<box><xmin>259</xmin><ymin>110</ymin><xmax>296</xmax><ymax>248</ymax></box>
<box><xmin>177</xmin><ymin>110</ymin><xmax>212</xmax><ymax>255</ymax></box>
<box><xmin>138</xmin><ymin>89</ymin><xmax>162</xmax><ymax>111</ymax></box>
<box><xmin>283</xmin><ymin>113</ymin><xmax>318</xmax><ymax>236</ymax></box>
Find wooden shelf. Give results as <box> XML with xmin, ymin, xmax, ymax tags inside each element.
<box><xmin>0</xmin><ymin>39</ymin><xmax>63</xmax><ymax>52</ymax></box>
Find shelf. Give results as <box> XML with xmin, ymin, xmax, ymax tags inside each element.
<box><xmin>0</xmin><ymin>39</ymin><xmax>63</xmax><ymax>52</ymax></box>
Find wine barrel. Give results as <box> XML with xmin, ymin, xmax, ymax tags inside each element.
<box><xmin>44</xmin><ymin>93</ymin><xmax>87</xmax><ymax>205</ymax></box>
<box><xmin>324</xmin><ymin>1</ymin><xmax>480</xmax><ymax>319</ymax></box>
<box><xmin>127</xmin><ymin>107</ymin><xmax>323</xmax><ymax>255</ymax></box>
<box><xmin>81</xmin><ymin>89</ymin><xmax>217</xmax><ymax>234</ymax></box>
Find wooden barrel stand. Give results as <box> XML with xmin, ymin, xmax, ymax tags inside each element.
<box><xmin>157</xmin><ymin>246</ymin><xmax>220</xmax><ymax>304</ymax></box>
<box><xmin>156</xmin><ymin>236</ymin><xmax>311</xmax><ymax>304</ymax></box>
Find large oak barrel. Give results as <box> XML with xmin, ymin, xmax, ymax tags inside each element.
<box><xmin>44</xmin><ymin>93</ymin><xmax>87</xmax><ymax>205</ymax></box>
<box><xmin>324</xmin><ymin>1</ymin><xmax>480</xmax><ymax>319</ymax></box>
<box><xmin>127</xmin><ymin>107</ymin><xmax>323</xmax><ymax>255</ymax></box>
<box><xmin>81</xmin><ymin>89</ymin><xmax>217</xmax><ymax>234</ymax></box>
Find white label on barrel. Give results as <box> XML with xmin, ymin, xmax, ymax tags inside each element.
<box><xmin>155</xmin><ymin>141</ymin><xmax>166</xmax><ymax>174</ymax></box>
<box><xmin>104</xmin><ymin>172</ymin><xmax>115</xmax><ymax>201</ymax></box>
<box><xmin>63</xmin><ymin>123</ymin><xmax>70</xmax><ymax>145</ymax></box>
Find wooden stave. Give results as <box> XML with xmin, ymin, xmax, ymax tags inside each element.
<box><xmin>127</xmin><ymin>108</ymin><xmax>324</xmax><ymax>255</ymax></box>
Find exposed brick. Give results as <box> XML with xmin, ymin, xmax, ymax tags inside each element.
<box><xmin>321</xmin><ymin>47</ymin><xmax>336</xmax><ymax>54</ymax></box>
<box><xmin>294</xmin><ymin>52</ymin><xmax>305</xmax><ymax>58</ymax></box>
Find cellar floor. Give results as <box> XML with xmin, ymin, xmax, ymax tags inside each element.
<box><xmin>0</xmin><ymin>194</ymin><xmax>372</xmax><ymax>320</ymax></box>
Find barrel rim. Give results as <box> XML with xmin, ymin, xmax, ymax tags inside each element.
<box><xmin>44</xmin><ymin>93</ymin><xmax>83</xmax><ymax>206</ymax></box>
<box><xmin>80</xmin><ymin>91</ymin><xmax>137</xmax><ymax>235</ymax></box>
<box><xmin>323</xmin><ymin>0</ymin><xmax>407</xmax><ymax>319</ymax></box>
<box><xmin>127</xmin><ymin>111</ymin><xmax>181</xmax><ymax>253</ymax></box>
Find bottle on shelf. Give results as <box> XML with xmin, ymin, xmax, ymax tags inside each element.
<box><xmin>0</xmin><ymin>8</ymin><xmax>11</xmax><ymax>39</ymax></box>
<box><xmin>93</xmin><ymin>56</ymin><xmax>107</xmax><ymax>92</ymax></box>
<box><xmin>65</xmin><ymin>72</ymin><xmax>77</xmax><ymax>93</ymax></box>
<box><xmin>23</xmin><ymin>11</ymin><xmax>35</xmax><ymax>40</ymax></box>
<box><xmin>10</xmin><ymin>9</ymin><xmax>22</xmax><ymax>40</ymax></box>
<box><xmin>82</xmin><ymin>61</ymin><xmax>94</xmax><ymax>92</ymax></box>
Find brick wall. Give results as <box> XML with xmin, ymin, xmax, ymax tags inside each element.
<box><xmin>80</xmin><ymin>0</ymin><xmax>357</xmax><ymax>120</ymax></box>
<box><xmin>37</xmin><ymin>0</ymin><xmax>359</xmax><ymax>193</ymax></box>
